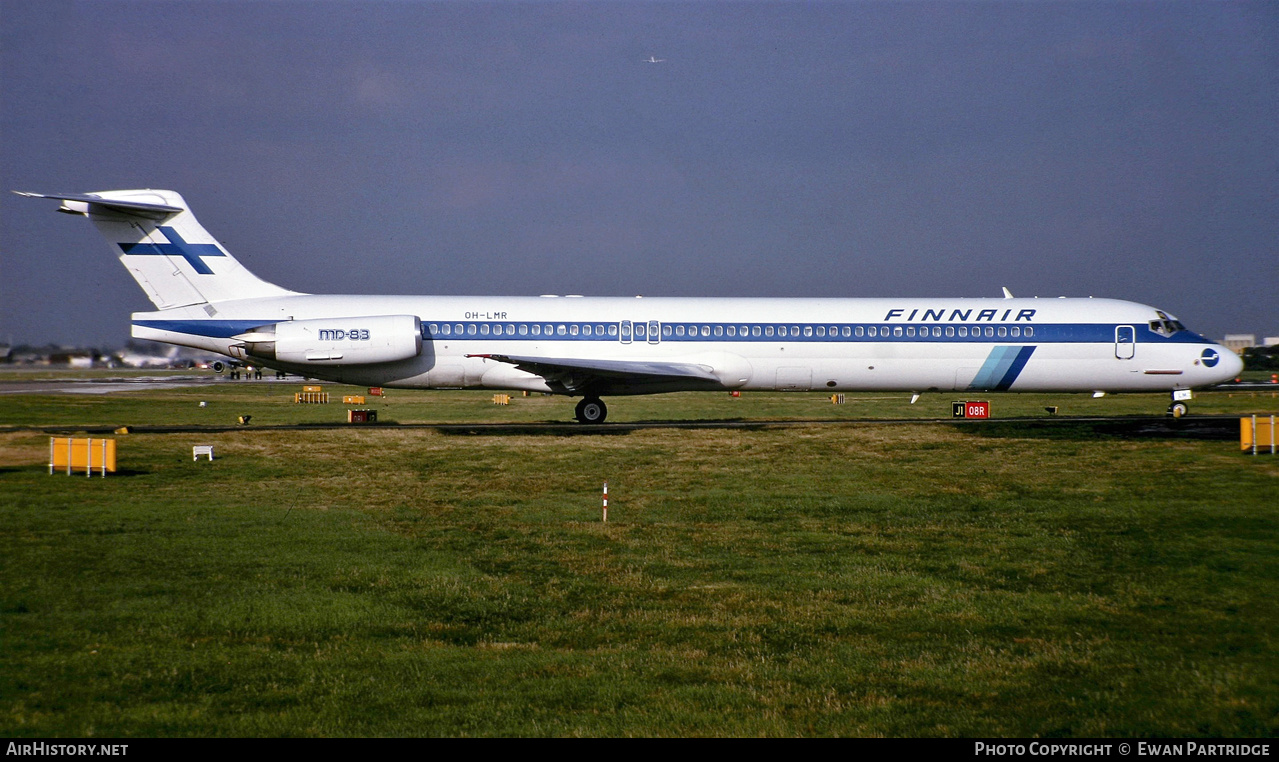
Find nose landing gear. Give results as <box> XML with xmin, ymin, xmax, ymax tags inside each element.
<box><xmin>575</xmin><ymin>397</ymin><xmax>608</xmax><ymax>424</ymax></box>
<box><xmin>1167</xmin><ymin>389</ymin><xmax>1193</xmax><ymax>418</ymax></box>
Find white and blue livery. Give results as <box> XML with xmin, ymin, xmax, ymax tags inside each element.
<box><xmin>17</xmin><ymin>189</ymin><xmax>1242</xmax><ymax>423</ymax></box>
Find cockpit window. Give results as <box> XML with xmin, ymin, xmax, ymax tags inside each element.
<box><xmin>1149</xmin><ymin>319</ymin><xmax>1185</xmax><ymax>336</ymax></box>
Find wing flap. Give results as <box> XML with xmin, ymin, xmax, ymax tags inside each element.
<box><xmin>468</xmin><ymin>353</ymin><xmax>718</xmax><ymax>392</ymax></box>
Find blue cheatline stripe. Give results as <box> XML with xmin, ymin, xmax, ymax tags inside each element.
<box><xmin>969</xmin><ymin>346</ymin><xmax>1036</xmax><ymax>391</ymax></box>
<box><xmin>133</xmin><ymin>320</ymin><xmax>266</xmax><ymax>338</ymax></box>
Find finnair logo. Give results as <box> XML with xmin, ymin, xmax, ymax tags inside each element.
<box><xmin>884</xmin><ymin>308</ymin><xmax>1036</xmax><ymax>322</ymax></box>
<box><xmin>1201</xmin><ymin>348</ymin><xmax>1220</xmax><ymax>368</ymax></box>
<box><xmin>119</xmin><ymin>226</ymin><xmax>225</xmax><ymax>275</ymax></box>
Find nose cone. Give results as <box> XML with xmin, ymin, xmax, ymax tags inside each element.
<box><xmin>1220</xmin><ymin>346</ymin><xmax>1245</xmax><ymax>380</ymax></box>
<box><xmin>1202</xmin><ymin>345</ymin><xmax>1243</xmax><ymax>383</ymax></box>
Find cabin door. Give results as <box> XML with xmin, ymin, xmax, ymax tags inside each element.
<box><xmin>1115</xmin><ymin>325</ymin><xmax>1135</xmax><ymax>359</ymax></box>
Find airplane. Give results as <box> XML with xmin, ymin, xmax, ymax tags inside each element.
<box><xmin>644</xmin><ymin>56</ymin><xmax>665</xmax><ymax>63</ymax></box>
<box><xmin>16</xmin><ymin>189</ymin><xmax>1242</xmax><ymax>423</ymax></box>
<box><xmin>114</xmin><ymin>345</ymin><xmax>180</xmax><ymax>369</ymax></box>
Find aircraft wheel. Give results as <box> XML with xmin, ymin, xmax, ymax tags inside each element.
<box><xmin>1168</xmin><ymin>402</ymin><xmax>1189</xmax><ymax>418</ymax></box>
<box><xmin>575</xmin><ymin>397</ymin><xmax>607</xmax><ymax>424</ymax></box>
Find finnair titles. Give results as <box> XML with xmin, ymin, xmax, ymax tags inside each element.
<box><xmin>17</xmin><ymin>189</ymin><xmax>1241</xmax><ymax>423</ymax></box>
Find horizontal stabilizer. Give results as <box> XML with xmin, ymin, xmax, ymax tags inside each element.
<box><xmin>14</xmin><ymin>191</ymin><xmax>184</xmax><ymax>219</ymax></box>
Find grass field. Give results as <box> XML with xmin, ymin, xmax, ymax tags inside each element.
<box><xmin>1</xmin><ymin>374</ymin><xmax>1277</xmax><ymax>736</ymax></box>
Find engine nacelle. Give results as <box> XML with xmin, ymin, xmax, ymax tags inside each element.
<box><xmin>231</xmin><ymin>315</ymin><xmax>422</xmax><ymax>366</ymax></box>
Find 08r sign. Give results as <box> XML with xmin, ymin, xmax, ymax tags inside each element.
<box><xmin>952</xmin><ymin>401</ymin><xmax>990</xmax><ymax>419</ymax></box>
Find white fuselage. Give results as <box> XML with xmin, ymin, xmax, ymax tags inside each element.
<box><xmin>131</xmin><ymin>294</ymin><xmax>1242</xmax><ymax>395</ymax></box>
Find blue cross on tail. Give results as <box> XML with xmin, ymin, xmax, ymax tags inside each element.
<box><xmin>119</xmin><ymin>226</ymin><xmax>225</xmax><ymax>275</ymax></box>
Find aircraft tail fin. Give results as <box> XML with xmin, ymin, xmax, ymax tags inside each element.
<box><xmin>14</xmin><ymin>189</ymin><xmax>299</xmax><ymax>309</ymax></box>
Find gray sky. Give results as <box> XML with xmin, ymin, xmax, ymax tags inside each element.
<box><xmin>2</xmin><ymin>0</ymin><xmax>1275</xmax><ymax>346</ymax></box>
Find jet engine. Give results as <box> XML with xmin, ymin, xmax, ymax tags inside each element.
<box><xmin>230</xmin><ymin>315</ymin><xmax>422</xmax><ymax>365</ymax></box>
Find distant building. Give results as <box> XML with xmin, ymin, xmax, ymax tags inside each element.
<box><xmin>1223</xmin><ymin>334</ymin><xmax>1256</xmax><ymax>354</ymax></box>
<box><xmin>1265</xmin><ymin>337</ymin><xmax>1279</xmax><ymax>347</ymax></box>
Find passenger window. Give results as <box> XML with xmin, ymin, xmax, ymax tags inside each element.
<box><xmin>582</xmin><ymin>324</ymin><xmax>592</xmax><ymax>336</ymax></box>
<box><xmin>544</xmin><ymin>324</ymin><xmax>553</xmax><ymax>335</ymax></box>
<box><xmin>607</xmin><ymin>324</ymin><xmax>618</xmax><ymax>336</ymax></box>
<box><xmin>439</xmin><ymin>324</ymin><xmax>450</xmax><ymax>336</ymax></box>
<box><xmin>893</xmin><ymin>326</ymin><xmax>903</xmax><ymax>337</ymax></box>
<box><xmin>945</xmin><ymin>326</ymin><xmax>954</xmax><ymax>337</ymax></box>
<box><xmin>701</xmin><ymin>326</ymin><xmax>710</xmax><ymax>337</ymax></box>
<box><xmin>1010</xmin><ymin>327</ymin><xmax>1020</xmax><ymax>337</ymax></box>
<box><xmin>853</xmin><ymin>326</ymin><xmax>863</xmax><ymax>337</ymax></box>
<box><xmin>635</xmin><ymin>324</ymin><xmax>646</xmax><ymax>338</ymax></box>
<box><xmin>815</xmin><ymin>326</ymin><xmax>824</xmax><ymax>337</ymax></box>
<box><xmin>752</xmin><ymin>326</ymin><xmax>761</xmax><ymax>337</ymax></box>
<box><xmin>765</xmin><ymin>326</ymin><xmax>775</xmax><ymax>337</ymax></box>
<box><xmin>455</xmin><ymin>324</ymin><xmax>464</xmax><ymax>335</ymax></box>
<box><xmin>714</xmin><ymin>325</ymin><xmax>723</xmax><ymax>337</ymax></box>
<box><xmin>481</xmin><ymin>324</ymin><xmax>491</xmax><ymax>336</ymax></box>
<box><xmin>506</xmin><ymin>324</ymin><xmax>515</xmax><ymax>335</ymax></box>
<box><xmin>727</xmin><ymin>326</ymin><xmax>736</xmax><ymax>337</ymax></box>
<box><xmin>663</xmin><ymin>324</ymin><xmax>672</xmax><ymax>337</ymax></box>
<box><xmin>868</xmin><ymin>326</ymin><xmax>877</xmax><ymax>337</ymax></box>
<box><xmin>997</xmin><ymin>326</ymin><xmax>1007</xmax><ymax>337</ymax></box>
<box><xmin>466</xmin><ymin>324</ymin><xmax>477</xmax><ymax>335</ymax></box>
<box><xmin>531</xmin><ymin>324</ymin><xmax>540</xmax><ymax>336</ymax></box>
<box><xmin>492</xmin><ymin>324</ymin><xmax>502</xmax><ymax>336</ymax></box>
<box><xmin>1024</xmin><ymin>327</ymin><xmax>1033</xmax><ymax>337</ymax></box>
<box><xmin>985</xmin><ymin>326</ymin><xmax>994</xmax><ymax>337</ymax></box>
<box><xmin>958</xmin><ymin>327</ymin><xmax>967</xmax><ymax>337</ymax></box>
<box><xmin>906</xmin><ymin>327</ymin><xmax>915</xmax><ymax>337</ymax></box>
<box><xmin>933</xmin><ymin>327</ymin><xmax>941</xmax><ymax>337</ymax></box>
<box><xmin>570</xmin><ymin>324</ymin><xmax>580</xmax><ymax>336</ymax></box>
<box><xmin>557</xmin><ymin>325</ymin><xmax>567</xmax><ymax>336</ymax></box>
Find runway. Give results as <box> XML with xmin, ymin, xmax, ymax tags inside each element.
<box><xmin>3</xmin><ymin>415</ymin><xmax>1244</xmax><ymax>440</ymax></box>
<box><xmin>0</xmin><ymin>374</ymin><xmax>282</xmax><ymax>395</ymax></box>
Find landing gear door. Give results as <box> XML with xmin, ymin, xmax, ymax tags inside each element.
<box><xmin>1115</xmin><ymin>325</ymin><xmax>1135</xmax><ymax>359</ymax></box>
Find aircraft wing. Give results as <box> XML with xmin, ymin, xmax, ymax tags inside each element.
<box><xmin>467</xmin><ymin>353</ymin><xmax>719</xmax><ymax>393</ymax></box>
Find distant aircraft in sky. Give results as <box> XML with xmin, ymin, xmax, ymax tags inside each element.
<box><xmin>16</xmin><ymin>189</ymin><xmax>1241</xmax><ymax>422</ymax></box>
<box><xmin>644</xmin><ymin>56</ymin><xmax>665</xmax><ymax>63</ymax></box>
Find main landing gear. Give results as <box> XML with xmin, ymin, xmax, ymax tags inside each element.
<box><xmin>575</xmin><ymin>397</ymin><xmax>608</xmax><ymax>424</ymax></box>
